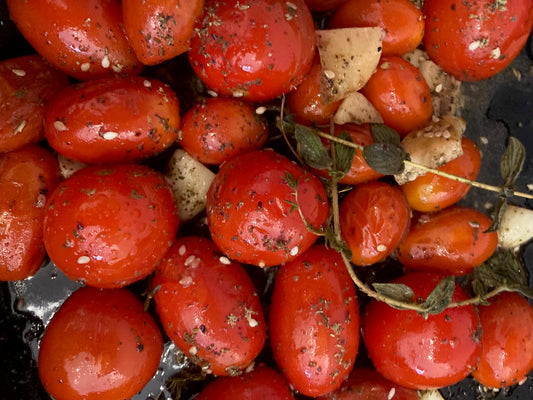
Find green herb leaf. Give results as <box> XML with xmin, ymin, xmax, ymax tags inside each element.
<box><xmin>334</xmin><ymin>130</ymin><xmax>356</xmax><ymax>177</ymax></box>
<box><xmin>363</xmin><ymin>142</ymin><xmax>408</xmax><ymax>175</ymax></box>
<box><xmin>373</xmin><ymin>282</ymin><xmax>415</xmax><ymax>309</ymax></box>
<box><xmin>324</xmin><ymin>227</ymin><xmax>353</xmax><ymax>260</ymax></box>
<box><xmin>294</xmin><ymin>124</ymin><xmax>332</xmax><ymax>170</ymax></box>
<box><xmin>485</xmin><ymin>196</ymin><xmax>508</xmax><ymax>232</ymax></box>
<box><xmin>500</xmin><ymin>136</ymin><xmax>525</xmax><ymax>187</ymax></box>
<box><xmin>283</xmin><ymin>171</ymin><xmax>299</xmax><ymax>189</ymax></box>
<box><xmin>370</xmin><ymin>123</ymin><xmax>401</xmax><ymax>146</ymax></box>
<box><xmin>423</xmin><ymin>276</ymin><xmax>455</xmax><ymax>315</ymax></box>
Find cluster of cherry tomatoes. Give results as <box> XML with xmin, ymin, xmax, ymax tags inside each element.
<box><xmin>1</xmin><ymin>0</ymin><xmax>533</xmax><ymax>399</ymax></box>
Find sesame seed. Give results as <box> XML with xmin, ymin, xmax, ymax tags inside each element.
<box><xmin>207</xmin><ymin>89</ymin><xmax>218</xmax><ymax>97</ymax></box>
<box><xmin>102</xmin><ymin>131</ymin><xmax>118</xmax><ymax>140</ymax></box>
<box><xmin>323</xmin><ymin>70</ymin><xmax>335</xmax><ymax>79</ymax></box>
<box><xmin>11</xmin><ymin>69</ymin><xmax>26</xmax><ymax>77</ymax></box>
<box><xmin>54</xmin><ymin>120</ymin><xmax>68</xmax><ymax>131</ymax></box>
<box><xmin>491</xmin><ymin>47</ymin><xmax>501</xmax><ymax>59</ymax></box>
<box><xmin>189</xmin><ymin>346</ymin><xmax>198</xmax><ymax>356</ymax></box>
<box><xmin>290</xmin><ymin>246</ymin><xmax>299</xmax><ymax>256</ymax></box>
<box><xmin>179</xmin><ymin>276</ymin><xmax>193</xmax><ymax>286</ymax></box>
<box><xmin>248</xmin><ymin>318</ymin><xmax>258</xmax><ymax>327</ymax></box>
<box><xmin>13</xmin><ymin>120</ymin><xmax>26</xmax><ymax>135</ymax></box>
<box><xmin>255</xmin><ymin>106</ymin><xmax>267</xmax><ymax>115</ymax></box>
<box><xmin>143</xmin><ymin>79</ymin><xmax>152</xmax><ymax>88</ymax></box>
<box><xmin>101</xmin><ymin>55</ymin><xmax>110</xmax><ymax>68</ymax></box>
<box><xmin>435</xmin><ymin>83</ymin><xmax>443</xmax><ymax>93</ymax></box>
<box><xmin>191</xmin><ymin>258</ymin><xmax>201</xmax><ymax>269</ymax></box>
<box><xmin>80</xmin><ymin>62</ymin><xmax>91</xmax><ymax>72</ymax></box>
<box><xmin>219</xmin><ymin>256</ymin><xmax>232</xmax><ymax>265</ymax></box>
<box><xmin>480</xmin><ymin>136</ymin><xmax>488</xmax><ymax>145</ymax></box>
<box><xmin>258</xmin><ymin>261</ymin><xmax>266</xmax><ymax>268</ymax></box>
<box><xmin>77</xmin><ymin>256</ymin><xmax>90</xmax><ymax>264</ymax></box>
<box><xmin>184</xmin><ymin>255</ymin><xmax>196</xmax><ymax>266</ymax></box>
<box><xmin>377</xmin><ymin>244</ymin><xmax>387</xmax><ymax>252</ymax></box>
<box><xmin>178</xmin><ymin>245</ymin><xmax>187</xmax><ymax>255</ymax></box>
<box><xmin>387</xmin><ymin>387</ymin><xmax>396</xmax><ymax>400</ymax></box>
<box><xmin>527</xmin><ymin>184</ymin><xmax>533</xmax><ymax>191</ymax></box>
<box><xmin>286</xmin><ymin>1</ymin><xmax>297</xmax><ymax>9</ymax></box>
<box><xmin>232</xmin><ymin>89</ymin><xmax>244</xmax><ymax>98</ymax></box>
<box><xmin>111</xmin><ymin>63</ymin><xmax>123</xmax><ymax>73</ymax></box>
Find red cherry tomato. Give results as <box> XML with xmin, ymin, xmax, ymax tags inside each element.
<box><xmin>472</xmin><ymin>292</ymin><xmax>533</xmax><ymax>388</ymax></box>
<box><xmin>397</xmin><ymin>206</ymin><xmax>498</xmax><ymax>276</ymax></box>
<box><xmin>194</xmin><ymin>364</ymin><xmax>294</xmax><ymax>399</ymax></box>
<box><xmin>339</xmin><ymin>181</ymin><xmax>411</xmax><ymax>266</ymax></box>
<box><xmin>206</xmin><ymin>149</ymin><xmax>329</xmax><ymax>267</ymax></box>
<box><xmin>6</xmin><ymin>0</ymin><xmax>143</xmax><ymax>80</ymax></box>
<box><xmin>43</xmin><ymin>163</ymin><xmax>179</xmax><ymax>288</ymax></box>
<box><xmin>269</xmin><ymin>245</ymin><xmax>360</xmax><ymax>397</ymax></box>
<box><xmin>0</xmin><ymin>55</ymin><xmax>70</xmax><ymax>153</ymax></box>
<box><xmin>361</xmin><ymin>56</ymin><xmax>433</xmax><ymax>137</ymax></box>
<box><xmin>401</xmin><ymin>137</ymin><xmax>481</xmax><ymax>212</ymax></box>
<box><xmin>361</xmin><ymin>272</ymin><xmax>481</xmax><ymax>389</ymax></box>
<box><xmin>0</xmin><ymin>145</ymin><xmax>60</xmax><ymax>281</ymax></box>
<box><xmin>38</xmin><ymin>287</ymin><xmax>163</xmax><ymax>400</ymax></box>
<box><xmin>180</xmin><ymin>97</ymin><xmax>268</xmax><ymax>165</ymax></box>
<box><xmin>122</xmin><ymin>0</ymin><xmax>205</xmax><ymax>65</ymax></box>
<box><xmin>423</xmin><ymin>0</ymin><xmax>533</xmax><ymax>81</ymax></box>
<box><xmin>188</xmin><ymin>0</ymin><xmax>316</xmax><ymax>102</ymax></box>
<box><xmin>304</xmin><ymin>0</ymin><xmax>348</xmax><ymax>12</ymax></box>
<box><xmin>153</xmin><ymin>236</ymin><xmax>266</xmax><ymax>376</ymax></box>
<box><xmin>44</xmin><ymin>76</ymin><xmax>180</xmax><ymax>164</ymax></box>
<box><xmin>328</xmin><ymin>0</ymin><xmax>425</xmax><ymax>57</ymax></box>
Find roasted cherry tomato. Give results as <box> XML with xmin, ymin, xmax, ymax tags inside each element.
<box><xmin>401</xmin><ymin>137</ymin><xmax>481</xmax><ymax>212</ymax></box>
<box><xmin>423</xmin><ymin>0</ymin><xmax>533</xmax><ymax>81</ymax></box>
<box><xmin>340</xmin><ymin>181</ymin><xmax>411</xmax><ymax>266</ymax></box>
<box><xmin>0</xmin><ymin>55</ymin><xmax>69</xmax><ymax>153</ymax></box>
<box><xmin>38</xmin><ymin>287</ymin><xmax>163</xmax><ymax>400</ymax></box>
<box><xmin>179</xmin><ymin>97</ymin><xmax>268</xmax><ymax>165</ymax></box>
<box><xmin>44</xmin><ymin>76</ymin><xmax>180</xmax><ymax>164</ymax></box>
<box><xmin>361</xmin><ymin>272</ymin><xmax>481</xmax><ymax>389</ymax></box>
<box><xmin>304</xmin><ymin>0</ymin><xmax>348</xmax><ymax>12</ymax></box>
<box><xmin>206</xmin><ymin>149</ymin><xmax>329</xmax><ymax>267</ymax></box>
<box><xmin>0</xmin><ymin>145</ymin><xmax>60</xmax><ymax>281</ymax></box>
<box><xmin>361</xmin><ymin>56</ymin><xmax>433</xmax><ymax>137</ymax></box>
<box><xmin>269</xmin><ymin>245</ymin><xmax>360</xmax><ymax>397</ymax></box>
<box><xmin>122</xmin><ymin>0</ymin><xmax>205</xmax><ymax>65</ymax></box>
<box><xmin>43</xmin><ymin>163</ymin><xmax>179</xmax><ymax>288</ymax></box>
<box><xmin>153</xmin><ymin>236</ymin><xmax>266</xmax><ymax>376</ymax></box>
<box><xmin>472</xmin><ymin>292</ymin><xmax>533</xmax><ymax>388</ymax></box>
<box><xmin>188</xmin><ymin>0</ymin><xmax>316</xmax><ymax>102</ymax></box>
<box><xmin>328</xmin><ymin>0</ymin><xmax>425</xmax><ymax>57</ymax></box>
<box><xmin>397</xmin><ymin>206</ymin><xmax>498</xmax><ymax>276</ymax></box>
<box><xmin>6</xmin><ymin>0</ymin><xmax>143</xmax><ymax>80</ymax></box>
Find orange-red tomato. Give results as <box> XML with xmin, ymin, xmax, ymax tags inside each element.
<box><xmin>38</xmin><ymin>287</ymin><xmax>163</xmax><ymax>400</ymax></box>
<box><xmin>397</xmin><ymin>206</ymin><xmax>498</xmax><ymax>276</ymax></box>
<box><xmin>179</xmin><ymin>97</ymin><xmax>268</xmax><ymax>165</ymax></box>
<box><xmin>0</xmin><ymin>55</ymin><xmax>70</xmax><ymax>153</ymax></box>
<box><xmin>401</xmin><ymin>137</ymin><xmax>481</xmax><ymax>212</ymax></box>
<box><xmin>122</xmin><ymin>0</ymin><xmax>205</xmax><ymax>65</ymax></box>
<box><xmin>44</xmin><ymin>76</ymin><xmax>180</xmax><ymax>164</ymax></box>
<box><xmin>6</xmin><ymin>0</ymin><xmax>142</xmax><ymax>80</ymax></box>
<box><xmin>361</xmin><ymin>56</ymin><xmax>433</xmax><ymax>137</ymax></box>
<box><xmin>472</xmin><ymin>292</ymin><xmax>533</xmax><ymax>388</ymax></box>
<box><xmin>340</xmin><ymin>181</ymin><xmax>411</xmax><ymax>266</ymax></box>
<box><xmin>328</xmin><ymin>0</ymin><xmax>424</xmax><ymax>57</ymax></box>
<box><xmin>0</xmin><ymin>145</ymin><xmax>60</xmax><ymax>281</ymax></box>
<box><xmin>269</xmin><ymin>245</ymin><xmax>359</xmax><ymax>397</ymax></box>
<box><xmin>304</xmin><ymin>0</ymin><xmax>348</xmax><ymax>12</ymax></box>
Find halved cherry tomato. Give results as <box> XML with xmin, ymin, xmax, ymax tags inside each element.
<box><xmin>153</xmin><ymin>236</ymin><xmax>266</xmax><ymax>376</ymax></box>
<box><xmin>269</xmin><ymin>245</ymin><xmax>359</xmax><ymax>397</ymax></box>
<box><xmin>38</xmin><ymin>287</ymin><xmax>163</xmax><ymax>400</ymax></box>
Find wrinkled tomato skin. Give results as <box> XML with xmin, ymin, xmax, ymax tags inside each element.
<box><xmin>397</xmin><ymin>206</ymin><xmax>498</xmax><ymax>276</ymax></box>
<box><xmin>195</xmin><ymin>364</ymin><xmax>294</xmax><ymax>399</ymax></box>
<box><xmin>269</xmin><ymin>245</ymin><xmax>360</xmax><ymax>397</ymax></box>
<box><xmin>423</xmin><ymin>0</ymin><xmax>533</xmax><ymax>81</ymax></box>
<box><xmin>340</xmin><ymin>181</ymin><xmax>411</xmax><ymax>266</ymax></box>
<box><xmin>153</xmin><ymin>236</ymin><xmax>266</xmax><ymax>376</ymax></box>
<box><xmin>179</xmin><ymin>97</ymin><xmax>268</xmax><ymax>165</ymax></box>
<box><xmin>472</xmin><ymin>292</ymin><xmax>533</xmax><ymax>388</ymax></box>
<box><xmin>0</xmin><ymin>55</ymin><xmax>70</xmax><ymax>153</ymax></box>
<box><xmin>6</xmin><ymin>0</ymin><xmax>143</xmax><ymax>80</ymax></box>
<box><xmin>206</xmin><ymin>149</ymin><xmax>329</xmax><ymax>267</ymax></box>
<box><xmin>188</xmin><ymin>0</ymin><xmax>316</xmax><ymax>102</ymax></box>
<box><xmin>0</xmin><ymin>145</ymin><xmax>60</xmax><ymax>281</ymax></box>
<box><xmin>362</xmin><ymin>272</ymin><xmax>481</xmax><ymax>390</ymax></box>
<box><xmin>123</xmin><ymin>0</ymin><xmax>205</xmax><ymax>65</ymax></box>
<box><xmin>401</xmin><ymin>137</ymin><xmax>481</xmax><ymax>212</ymax></box>
<box><xmin>43</xmin><ymin>163</ymin><xmax>179</xmax><ymax>288</ymax></box>
<box><xmin>328</xmin><ymin>0</ymin><xmax>424</xmax><ymax>57</ymax></box>
<box><xmin>44</xmin><ymin>76</ymin><xmax>180</xmax><ymax>164</ymax></box>
<box><xmin>38</xmin><ymin>287</ymin><xmax>163</xmax><ymax>400</ymax></box>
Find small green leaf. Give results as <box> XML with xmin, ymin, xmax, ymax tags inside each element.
<box><xmin>324</xmin><ymin>228</ymin><xmax>353</xmax><ymax>260</ymax></box>
<box><xmin>285</xmin><ymin>200</ymin><xmax>299</xmax><ymax>213</ymax></box>
<box><xmin>334</xmin><ymin>130</ymin><xmax>356</xmax><ymax>177</ymax></box>
<box><xmin>370</xmin><ymin>123</ymin><xmax>401</xmax><ymax>146</ymax></box>
<box><xmin>373</xmin><ymin>282</ymin><xmax>415</xmax><ymax>309</ymax></box>
<box><xmin>283</xmin><ymin>171</ymin><xmax>299</xmax><ymax>189</ymax></box>
<box><xmin>500</xmin><ymin>136</ymin><xmax>525</xmax><ymax>187</ymax></box>
<box><xmin>294</xmin><ymin>124</ymin><xmax>332</xmax><ymax>170</ymax></box>
<box><xmin>423</xmin><ymin>276</ymin><xmax>455</xmax><ymax>315</ymax></box>
<box><xmin>363</xmin><ymin>142</ymin><xmax>408</xmax><ymax>175</ymax></box>
<box><xmin>485</xmin><ymin>196</ymin><xmax>508</xmax><ymax>233</ymax></box>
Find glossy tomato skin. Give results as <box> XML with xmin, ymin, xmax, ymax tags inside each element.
<box><xmin>0</xmin><ymin>55</ymin><xmax>70</xmax><ymax>153</ymax></box>
<box><xmin>188</xmin><ymin>0</ymin><xmax>316</xmax><ymax>102</ymax></box>
<box><xmin>362</xmin><ymin>272</ymin><xmax>481</xmax><ymax>389</ymax></box>
<box><xmin>122</xmin><ymin>0</ymin><xmax>205</xmax><ymax>65</ymax></box>
<box><xmin>38</xmin><ymin>287</ymin><xmax>163</xmax><ymax>400</ymax></box>
<box><xmin>340</xmin><ymin>181</ymin><xmax>411</xmax><ymax>266</ymax></box>
<box><xmin>206</xmin><ymin>149</ymin><xmax>329</xmax><ymax>267</ymax></box>
<box><xmin>472</xmin><ymin>292</ymin><xmax>533</xmax><ymax>388</ymax></box>
<box><xmin>6</xmin><ymin>0</ymin><xmax>143</xmax><ymax>80</ymax></box>
<box><xmin>361</xmin><ymin>56</ymin><xmax>433</xmax><ymax>137</ymax></box>
<box><xmin>179</xmin><ymin>97</ymin><xmax>268</xmax><ymax>165</ymax></box>
<box><xmin>328</xmin><ymin>0</ymin><xmax>424</xmax><ymax>56</ymax></box>
<box><xmin>269</xmin><ymin>245</ymin><xmax>360</xmax><ymax>397</ymax></box>
<box><xmin>0</xmin><ymin>145</ymin><xmax>60</xmax><ymax>281</ymax></box>
<box><xmin>195</xmin><ymin>364</ymin><xmax>294</xmax><ymax>399</ymax></box>
<box><xmin>397</xmin><ymin>206</ymin><xmax>498</xmax><ymax>276</ymax></box>
<box><xmin>423</xmin><ymin>0</ymin><xmax>533</xmax><ymax>81</ymax></box>
<box><xmin>401</xmin><ymin>137</ymin><xmax>481</xmax><ymax>212</ymax></box>
<box><xmin>153</xmin><ymin>236</ymin><xmax>266</xmax><ymax>376</ymax></box>
<box><xmin>43</xmin><ymin>163</ymin><xmax>179</xmax><ymax>288</ymax></box>
<box><xmin>45</xmin><ymin>76</ymin><xmax>180</xmax><ymax>164</ymax></box>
